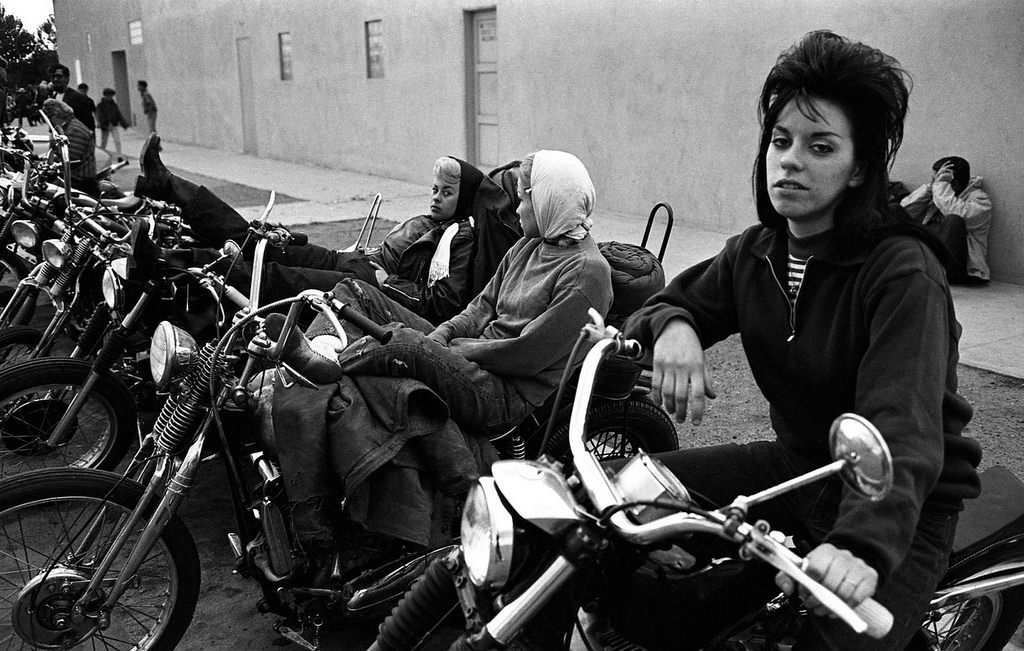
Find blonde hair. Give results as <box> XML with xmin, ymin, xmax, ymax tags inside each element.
<box><xmin>432</xmin><ymin>157</ymin><xmax>461</xmax><ymax>186</ymax></box>
<box><xmin>42</xmin><ymin>98</ymin><xmax>74</xmax><ymax>121</ymax></box>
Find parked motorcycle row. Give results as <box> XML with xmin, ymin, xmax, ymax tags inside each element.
<box><xmin>0</xmin><ymin>118</ymin><xmax>1020</xmax><ymax>651</ymax></box>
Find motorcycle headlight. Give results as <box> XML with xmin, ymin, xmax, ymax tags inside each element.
<box><xmin>102</xmin><ymin>258</ymin><xmax>128</xmax><ymax>310</ymax></box>
<box><xmin>460</xmin><ymin>477</ymin><xmax>515</xmax><ymax>590</ymax></box>
<box><xmin>41</xmin><ymin>239</ymin><xmax>69</xmax><ymax>268</ymax></box>
<box><xmin>149</xmin><ymin>321</ymin><xmax>197</xmax><ymax>389</ymax></box>
<box><xmin>10</xmin><ymin>220</ymin><xmax>38</xmax><ymax>248</ymax></box>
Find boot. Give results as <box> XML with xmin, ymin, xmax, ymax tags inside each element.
<box><xmin>300</xmin><ymin>540</ymin><xmax>344</xmax><ymax>589</ymax></box>
<box><xmin>133</xmin><ymin>133</ymin><xmax>171</xmax><ymax>201</ymax></box>
<box><xmin>262</xmin><ymin>313</ymin><xmax>343</xmax><ymax>384</ymax></box>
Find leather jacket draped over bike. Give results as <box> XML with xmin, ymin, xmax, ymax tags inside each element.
<box><xmin>272</xmin><ymin>371</ymin><xmax>495</xmax><ymax>547</ymax></box>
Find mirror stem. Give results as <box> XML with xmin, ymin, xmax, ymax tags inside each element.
<box><xmin>729</xmin><ymin>459</ymin><xmax>846</xmax><ymax>513</ymax></box>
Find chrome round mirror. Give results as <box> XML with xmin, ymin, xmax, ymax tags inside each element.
<box><xmin>829</xmin><ymin>413</ymin><xmax>892</xmax><ymax>501</ymax></box>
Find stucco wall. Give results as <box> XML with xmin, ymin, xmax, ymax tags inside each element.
<box><xmin>53</xmin><ymin>0</ymin><xmax>1024</xmax><ymax>283</ymax></box>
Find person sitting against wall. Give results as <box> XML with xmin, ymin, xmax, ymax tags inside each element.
<box><xmin>900</xmin><ymin>156</ymin><xmax>993</xmax><ymax>284</ymax></box>
<box><xmin>268</xmin><ymin>150</ymin><xmax>614</xmax><ymax>580</ymax></box>
<box><xmin>132</xmin><ymin>134</ymin><xmax>521</xmax><ymax>324</ymax></box>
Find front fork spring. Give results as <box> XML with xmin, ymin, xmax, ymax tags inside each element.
<box><xmin>50</xmin><ymin>239</ymin><xmax>91</xmax><ymax>297</ymax></box>
<box><xmin>153</xmin><ymin>343</ymin><xmax>220</xmax><ymax>455</ymax></box>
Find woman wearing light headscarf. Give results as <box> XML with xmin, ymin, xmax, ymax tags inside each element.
<box><xmin>312</xmin><ymin>149</ymin><xmax>614</xmax><ymax>435</ymax></box>
<box><xmin>271</xmin><ymin>150</ymin><xmax>613</xmax><ymax>564</ymax></box>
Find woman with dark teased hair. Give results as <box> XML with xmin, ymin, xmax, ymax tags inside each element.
<box><xmin>624</xmin><ymin>31</ymin><xmax>981</xmax><ymax>648</ymax></box>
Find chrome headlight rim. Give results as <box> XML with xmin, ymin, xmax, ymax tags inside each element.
<box><xmin>149</xmin><ymin>321</ymin><xmax>198</xmax><ymax>389</ymax></box>
<box><xmin>41</xmin><ymin>239</ymin><xmax>69</xmax><ymax>268</ymax></box>
<box><xmin>460</xmin><ymin>477</ymin><xmax>515</xmax><ymax>590</ymax></box>
<box><xmin>611</xmin><ymin>451</ymin><xmax>693</xmax><ymax>524</ymax></box>
<box><xmin>10</xmin><ymin>220</ymin><xmax>39</xmax><ymax>249</ymax></box>
<box><xmin>101</xmin><ymin>266</ymin><xmax>125</xmax><ymax>310</ymax></box>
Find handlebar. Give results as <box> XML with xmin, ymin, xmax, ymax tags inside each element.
<box><xmin>565</xmin><ymin>311</ymin><xmax>893</xmax><ymax>638</ymax></box>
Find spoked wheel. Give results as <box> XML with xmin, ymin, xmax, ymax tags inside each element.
<box><xmin>0</xmin><ymin>324</ymin><xmax>42</xmax><ymax>368</ymax></box>
<box><xmin>919</xmin><ymin>586</ymin><xmax>1024</xmax><ymax>650</ymax></box>
<box><xmin>0</xmin><ymin>247</ymin><xmax>29</xmax><ymax>290</ymax></box>
<box><xmin>0</xmin><ymin>468</ymin><xmax>200</xmax><ymax>650</ymax></box>
<box><xmin>0</xmin><ymin>358</ymin><xmax>136</xmax><ymax>479</ymax></box>
<box><xmin>0</xmin><ymin>283</ymin><xmax>39</xmax><ymax>326</ymax></box>
<box><xmin>543</xmin><ymin>395</ymin><xmax>678</xmax><ymax>464</ymax></box>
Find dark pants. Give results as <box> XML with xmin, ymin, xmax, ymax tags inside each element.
<box><xmin>617</xmin><ymin>442</ymin><xmax>955</xmax><ymax>650</ymax></box>
<box><xmin>326</xmin><ymin>279</ymin><xmax>533</xmax><ymax>439</ymax></box>
<box><xmin>167</xmin><ymin>177</ymin><xmax>378</xmax><ymax>303</ymax></box>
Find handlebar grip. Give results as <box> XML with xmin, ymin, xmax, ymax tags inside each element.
<box><xmin>855</xmin><ymin>597</ymin><xmax>893</xmax><ymax>639</ymax></box>
<box><xmin>221</xmin><ymin>285</ymin><xmax>250</xmax><ymax>309</ymax></box>
<box><xmin>333</xmin><ymin>301</ymin><xmax>391</xmax><ymax>343</ymax></box>
<box><xmin>289</xmin><ymin>231</ymin><xmax>308</xmax><ymax>246</ymax></box>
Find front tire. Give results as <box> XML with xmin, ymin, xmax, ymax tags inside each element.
<box><xmin>0</xmin><ymin>324</ymin><xmax>42</xmax><ymax>367</ymax></box>
<box><xmin>0</xmin><ymin>468</ymin><xmax>201</xmax><ymax>650</ymax></box>
<box><xmin>0</xmin><ymin>357</ymin><xmax>137</xmax><ymax>479</ymax></box>
<box><xmin>0</xmin><ymin>247</ymin><xmax>29</xmax><ymax>290</ymax></box>
<box><xmin>919</xmin><ymin>586</ymin><xmax>1024</xmax><ymax>650</ymax></box>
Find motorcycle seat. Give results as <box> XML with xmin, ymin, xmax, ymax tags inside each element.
<box><xmin>950</xmin><ymin>465</ymin><xmax>1024</xmax><ymax>558</ymax></box>
<box><xmin>100</xmin><ymin>194</ymin><xmax>145</xmax><ymax>212</ymax></box>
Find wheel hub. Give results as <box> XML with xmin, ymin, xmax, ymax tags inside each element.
<box><xmin>1</xmin><ymin>399</ymin><xmax>76</xmax><ymax>456</ymax></box>
<box><xmin>13</xmin><ymin>566</ymin><xmax>101</xmax><ymax>648</ymax></box>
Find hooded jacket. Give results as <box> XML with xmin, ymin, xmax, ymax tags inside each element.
<box><xmin>373</xmin><ymin>158</ymin><xmax>521</xmax><ymax>324</ymax></box>
<box><xmin>626</xmin><ymin>224</ymin><xmax>981</xmax><ymax>581</ymax></box>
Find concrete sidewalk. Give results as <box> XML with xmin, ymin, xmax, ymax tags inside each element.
<box><xmin>114</xmin><ymin>129</ymin><xmax>1024</xmax><ymax>380</ymax></box>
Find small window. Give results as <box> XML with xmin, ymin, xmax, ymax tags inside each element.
<box><xmin>278</xmin><ymin>32</ymin><xmax>293</xmax><ymax>81</ymax></box>
<box><xmin>128</xmin><ymin>20</ymin><xmax>143</xmax><ymax>45</ymax></box>
<box><xmin>365</xmin><ymin>20</ymin><xmax>384</xmax><ymax>79</ymax></box>
<box><xmin>86</xmin><ymin>33</ymin><xmax>93</xmax><ymax>53</ymax></box>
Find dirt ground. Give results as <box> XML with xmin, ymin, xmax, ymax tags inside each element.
<box><xmin>172</xmin><ymin>220</ymin><xmax>1024</xmax><ymax>649</ymax></box>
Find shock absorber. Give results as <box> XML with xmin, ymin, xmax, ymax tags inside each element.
<box><xmin>510</xmin><ymin>433</ymin><xmax>526</xmax><ymax>460</ymax></box>
<box><xmin>49</xmin><ymin>238</ymin><xmax>92</xmax><ymax>298</ymax></box>
<box><xmin>153</xmin><ymin>342</ymin><xmax>220</xmax><ymax>455</ymax></box>
<box><xmin>72</xmin><ymin>303</ymin><xmax>111</xmax><ymax>357</ymax></box>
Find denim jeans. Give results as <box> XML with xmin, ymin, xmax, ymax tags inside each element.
<box><xmin>329</xmin><ymin>280</ymin><xmax>533</xmax><ymax>438</ymax></box>
<box><xmin>626</xmin><ymin>442</ymin><xmax>957</xmax><ymax>650</ymax></box>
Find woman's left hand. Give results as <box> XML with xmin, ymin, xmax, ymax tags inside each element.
<box><xmin>775</xmin><ymin>542</ymin><xmax>878</xmax><ymax>616</ymax></box>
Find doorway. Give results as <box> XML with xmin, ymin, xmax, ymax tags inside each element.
<box><xmin>467</xmin><ymin>10</ymin><xmax>498</xmax><ymax>170</ymax></box>
<box><xmin>110</xmin><ymin>50</ymin><xmax>130</xmax><ymax>123</ymax></box>
<box><xmin>236</xmin><ymin>37</ymin><xmax>258</xmax><ymax>155</ymax></box>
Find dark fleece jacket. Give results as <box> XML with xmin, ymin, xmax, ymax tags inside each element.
<box><xmin>626</xmin><ymin>224</ymin><xmax>981</xmax><ymax>582</ymax></box>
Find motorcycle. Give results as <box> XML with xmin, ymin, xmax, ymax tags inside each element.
<box><xmin>0</xmin><ymin>209</ymin><xmax>251</xmax><ymax>479</ymax></box>
<box><xmin>0</xmin><ymin>211</ymin><xmax>679</xmax><ymax>649</ymax></box>
<box><xmin>372</xmin><ymin>311</ymin><xmax>1024</xmax><ymax>650</ymax></box>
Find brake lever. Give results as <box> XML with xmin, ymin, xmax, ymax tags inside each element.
<box><xmin>276</xmin><ymin>361</ymin><xmax>319</xmax><ymax>391</ymax></box>
<box><xmin>740</xmin><ymin>526</ymin><xmax>888</xmax><ymax>636</ymax></box>
<box><xmin>741</xmin><ymin>528</ymin><xmax>868</xmax><ymax>634</ymax></box>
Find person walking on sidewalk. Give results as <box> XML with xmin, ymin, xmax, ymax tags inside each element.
<box><xmin>96</xmin><ymin>88</ymin><xmax>130</xmax><ymax>164</ymax></box>
<box><xmin>137</xmin><ymin>80</ymin><xmax>157</xmax><ymax>134</ymax></box>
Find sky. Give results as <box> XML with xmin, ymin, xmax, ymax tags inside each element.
<box><xmin>2</xmin><ymin>0</ymin><xmax>54</xmax><ymax>32</ymax></box>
